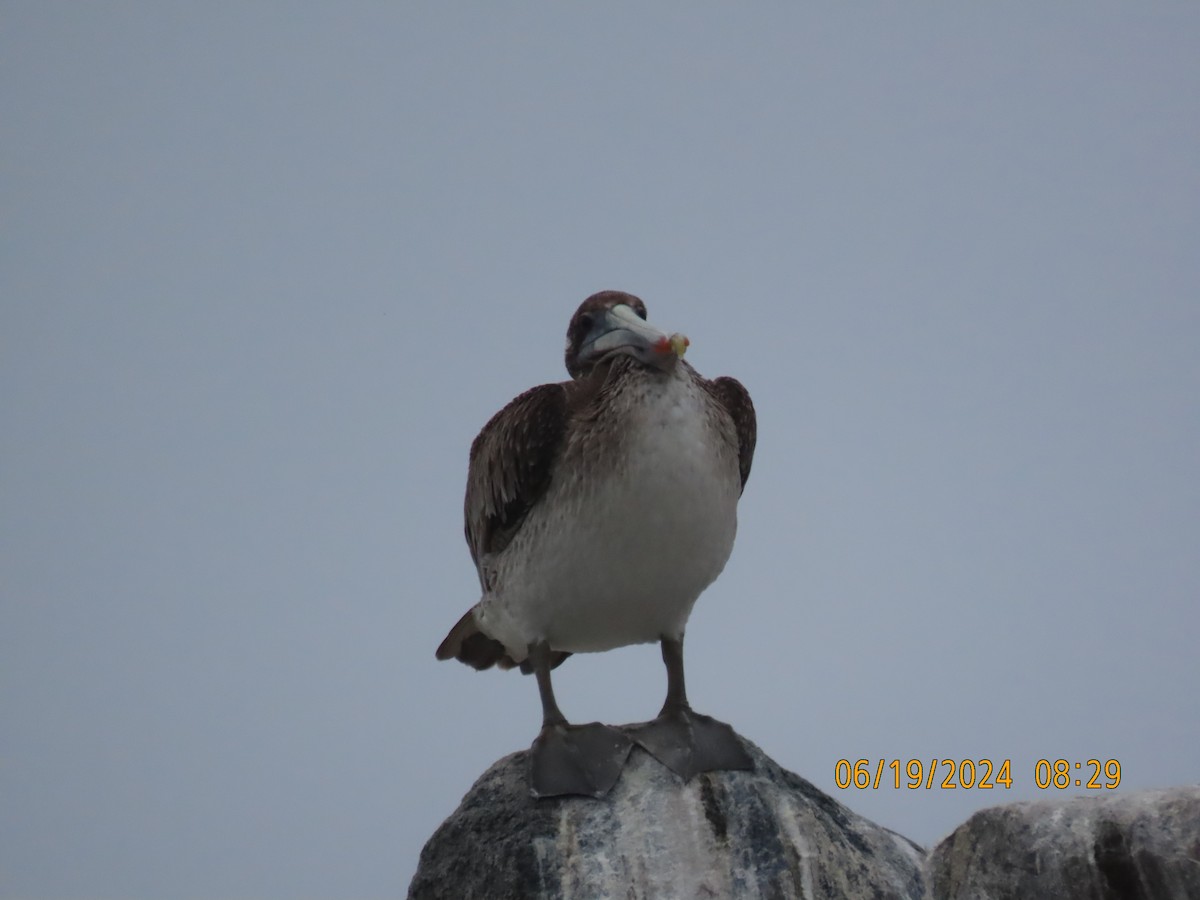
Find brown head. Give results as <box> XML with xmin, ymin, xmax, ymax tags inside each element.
<box><xmin>564</xmin><ymin>291</ymin><xmax>689</xmax><ymax>379</ymax></box>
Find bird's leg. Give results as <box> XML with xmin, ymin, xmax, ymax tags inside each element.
<box><xmin>627</xmin><ymin>635</ymin><xmax>753</xmax><ymax>780</ymax></box>
<box><xmin>527</xmin><ymin>640</ymin><xmax>632</xmax><ymax>799</ymax></box>
<box><xmin>659</xmin><ymin>635</ymin><xmax>690</xmax><ymax>716</ymax></box>
<box><xmin>532</xmin><ymin>641</ymin><xmax>568</xmax><ymax>728</ymax></box>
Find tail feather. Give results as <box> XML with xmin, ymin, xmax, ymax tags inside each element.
<box><xmin>435</xmin><ymin>609</ymin><xmax>571</xmax><ymax>672</ymax></box>
<box><xmin>436</xmin><ymin>609</ymin><xmax>510</xmax><ymax>670</ymax></box>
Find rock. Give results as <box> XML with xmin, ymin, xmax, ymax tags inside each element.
<box><xmin>926</xmin><ymin>786</ymin><xmax>1200</xmax><ymax>900</ymax></box>
<box><xmin>408</xmin><ymin>734</ymin><xmax>926</xmax><ymax>899</ymax></box>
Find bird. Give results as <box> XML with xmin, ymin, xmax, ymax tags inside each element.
<box><xmin>437</xmin><ymin>290</ymin><xmax>756</xmax><ymax>798</ymax></box>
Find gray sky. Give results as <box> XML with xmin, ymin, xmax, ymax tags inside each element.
<box><xmin>3</xmin><ymin>5</ymin><xmax>1198</xmax><ymax>898</ymax></box>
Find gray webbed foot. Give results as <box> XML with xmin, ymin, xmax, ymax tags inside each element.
<box><xmin>624</xmin><ymin>634</ymin><xmax>753</xmax><ymax>780</ymax></box>
<box><xmin>530</xmin><ymin>722</ymin><xmax>633</xmax><ymax>798</ymax></box>
<box><xmin>626</xmin><ymin>709</ymin><xmax>752</xmax><ymax>781</ymax></box>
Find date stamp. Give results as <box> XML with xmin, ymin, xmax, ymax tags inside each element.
<box><xmin>834</xmin><ymin>758</ymin><xmax>1122</xmax><ymax>790</ymax></box>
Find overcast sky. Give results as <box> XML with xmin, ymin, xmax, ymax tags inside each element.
<box><xmin>3</xmin><ymin>5</ymin><xmax>1198</xmax><ymax>898</ymax></box>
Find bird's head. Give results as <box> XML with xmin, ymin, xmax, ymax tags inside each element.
<box><xmin>564</xmin><ymin>291</ymin><xmax>689</xmax><ymax>380</ymax></box>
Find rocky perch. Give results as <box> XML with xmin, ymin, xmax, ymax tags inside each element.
<box><xmin>926</xmin><ymin>786</ymin><xmax>1200</xmax><ymax>899</ymax></box>
<box><xmin>408</xmin><ymin>736</ymin><xmax>924</xmax><ymax>899</ymax></box>
<box><xmin>408</xmin><ymin>734</ymin><xmax>1199</xmax><ymax>899</ymax></box>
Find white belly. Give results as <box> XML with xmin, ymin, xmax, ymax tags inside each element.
<box><xmin>476</xmin><ymin>370</ymin><xmax>741</xmax><ymax>661</ymax></box>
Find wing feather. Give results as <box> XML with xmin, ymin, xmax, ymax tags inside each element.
<box><xmin>707</xmin><ymin>376</ymin><xmax>756</xmax><ymax>492</ymax></box>
<box><xmin>463</xmin><ymin>382</ymin><xmax>569</xmax><ymax>589</ymax></box>
<box><xmin>439</xmin><ymin>383</ymin><xmax>571</xmax><ymax>671</ymax></box>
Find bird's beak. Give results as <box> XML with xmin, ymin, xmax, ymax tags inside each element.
<box><xmin>582</xmin><ymin>304</ymin><xmax>690</xmax><ymax>371</ymax></box>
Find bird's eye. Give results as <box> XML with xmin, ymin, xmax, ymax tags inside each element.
<box><xmin>576</xmin><ymin>313</ymin><xmax>593</xmax><ymax>332</ymax></box>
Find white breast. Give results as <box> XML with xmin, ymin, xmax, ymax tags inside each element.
<box><xmin>477</xmin><ymin>367</ymin><xmax>741</xmax><ymax>661</ymax></box>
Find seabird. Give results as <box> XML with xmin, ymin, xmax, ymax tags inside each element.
<box><xmin>437</xmin><ymin>290</ymin><xmax>756</xmax><ymax>797</ymax></box>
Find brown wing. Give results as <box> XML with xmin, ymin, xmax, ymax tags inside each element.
<box><xmin>438</xmin><ymin>382</ymin><xmax>572</xmax><ymax>672</ymax></box>
<box><xmin>707</xmin><ymin>376</ymin><xmax>756</xmax><ymax>492</ymax></box>
<box><xmin>462</xmin><ymin>382</ymin><xmax>568</xmax><ymax>585</ymax></box>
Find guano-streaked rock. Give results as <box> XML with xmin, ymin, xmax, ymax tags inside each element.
<box><xmin>926</xmin><ymin>786</ymin><xmax>1200</xmax><ymax>900</ymax></box>
<box><xmin>408</xmin><ymin>735</ymin><xmax>926</xmax><ymax>900</ymax></box>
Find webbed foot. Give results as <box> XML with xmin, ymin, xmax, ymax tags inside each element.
<box><xmin>626</xmin><ymin>710</ymin><xmax>753</xmax><ymax>781</ymax></box>
<box><xmin>530</xmin><ymin>721</ymin><xmax>633</xmax><ymax>798</ymax></box>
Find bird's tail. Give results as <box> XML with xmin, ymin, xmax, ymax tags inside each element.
<box><xmin>435</xmin><ymin>609</ymin><xmax>570</xmax><ymax>673</ymax></box>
